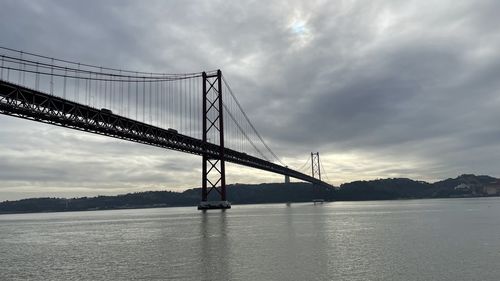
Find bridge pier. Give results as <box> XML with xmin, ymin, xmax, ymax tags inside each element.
<box><xmin>199</xmin><ymin>70</ymin><xmax>231</xmax><ymax>210</ymax></box>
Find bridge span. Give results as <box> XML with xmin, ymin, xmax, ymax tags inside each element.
<box><xmin>0</xmin><ymin>47</ymin><xmax>331</xmax><ymax>209</ymax></box>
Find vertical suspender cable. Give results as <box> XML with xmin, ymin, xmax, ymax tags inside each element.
<box><xmin>50</xmin><ymin>58</ymin><xmax>54</xmax><ymax>95</ymax></box>
<box><xmin>135</xmin><ymin>72</ymin><xmax>139</xmax><ymax>120</ymax></box>
<box><xmin>22</xmin><ymin>52</ymin><xmax>26</xmax><ymax>85</ymax></box>
<box><xmin>161</xmin><ymin>79</ymin><xmax>164</xmax><ymax>128</ymax></box>
<box><xmin>142</xmin><ymin>76</ymin><xmax>146</xmax><ymax>123</ymax></box>
<box><xmin>177</xmin><ymin>80</ymin><xmax>180</xmax><ymax>130</ymax></box>
<box><xmin>18</xmin><ymin>51</ymin><xmax>22</xmax><ymax>84</ymax></box>
<box><xmin>127</xmin><ymin>78</ymin><xmax>131</xmax><ymax>119</ymax></box>
<box><xmin>35</xmin><ymin>63</ymin><xmax>39</xmax><ymax>90</ymax></box>
<box><xmin>76</xmin><ymin>63</ymin><xmax>81</xmax><ymax>102</ymax></box>
<box><xmin>149</xmin><ymin>73</ymin><xmax>152</xmax><ymax>124</ymax></box>
<box><xmin>84</xmin><ymin>70</ymin><xmax>88</xmax><ymax>106</ymax></box>
<box><xmin>84</xmin><ymin>72</ymin><xmax>88</xmax><ymax>107</ymax></box>
<box><xmin>110</xmin><ymin>73</ymin><xmax>114</xmax><ymax>112</ymax></box>
<box><xmin>95</xmin><ymin>71</ymin><xmax>99</xmax><ymax>108</ymax></box>
<box><xmin>0</xmin><ymin>55</ymin><xmax>4</xmax><ymax>80</ymax></box>
<box><xmin>100</xmin><ymin>67</ymin><xmax>104</xmax><ymax>108</ymax></box>
<box><xmin>88</xmin><ymin>72</ymin><xmax>91</xmax><ymax>106</ymax></box>
<box><xmin>5</xmin><ymin>59</ymin><xmax>9</xmax><ymax>81</ymax></box>
<box><xmin>157</xmin><ymin>76</ymin><xmax>160</xmax><ymax>126</ymax></box>
<box><xmin>182</xmin><ymin>77</ymin><xmax>185</xmax><ymax>134</ymax></box>
<box><xmin>63</xmin><ymin>68</ymin><xmax>67</xmax><ymax>99</ymax></box>
<box><xmin>154</xmin><ymin>76</ymin><xmax>157</xmax><ymax>126</ymax></box>
<box><xmin>104</xmin><ymin>75</ymin><xmax>108</xmax><ymax>109</ymax></box>
<box><xmin>190</xmin><ymin>77</ymin><xmax>193</xmax><ymax>137</ymax></box>
<box><xmin>119</xmin><ymin>70</ymin><xmax>123</xmax><ymax>116</ymax></box>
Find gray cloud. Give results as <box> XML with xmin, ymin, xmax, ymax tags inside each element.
<box><xmin>1</xmin><ymin>0</ymin><xmax>500</xmax><ymax>200</ymax></box>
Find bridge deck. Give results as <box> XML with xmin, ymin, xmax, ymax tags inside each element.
<box><xmin>0</xmin><ymin>79</ymin><xmax>330</xmax><ymax>187</ymax></box>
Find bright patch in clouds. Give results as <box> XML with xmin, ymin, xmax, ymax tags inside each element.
<box><xmin>290</xmin><ymin>20</ymin><xmax>307</xmax><ymax>34</ymax></box>
<box><xmin>288</xmin><ymin>15</ymin><xmax>312</xmax><ymax>47</ymax></box>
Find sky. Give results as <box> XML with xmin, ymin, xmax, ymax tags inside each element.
<box><xmin>1</xmin><ymin>0</ymin><xmax>500</xmax><ymax>200</ymax></box>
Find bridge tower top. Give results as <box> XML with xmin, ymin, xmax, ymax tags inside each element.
<box><xmin>311</xmin><ymin>152</ymin><xmax>321</xmax><ymax>180</ymax></box>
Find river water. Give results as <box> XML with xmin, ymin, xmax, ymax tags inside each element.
<box><xmin>1</xmin><ymin>198</ymin><xmax>499</xmax><ymax>281</ymax></box>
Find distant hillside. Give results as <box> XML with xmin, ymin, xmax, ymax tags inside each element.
<box><xmin>431</xmin><ymin>174</ymin><xmax>497</xmax><ymax>197</ymax></box>
<box><xmin>0</xmin><ymin>190</ymin><xmax>192</xmax><ymax>214</ymax></box>
<box><xmin>337</xmin><ymin>178</ymin><xmax>433</xmax><ymax>200</ymax></box>
<box><xmin>336</xmin><ymin>174</ymin><xmax>498</xmax><ymax>200</ymax></box>
<box><xmin>1</xmin><ymin>174</ymin><xmax>498</xmax><ymax>214</ymax></box>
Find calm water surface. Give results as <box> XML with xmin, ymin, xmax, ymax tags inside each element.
<box><xmin>1</xmin><ymin>198</ymin><xmax>500</xmax><ymax>280</ymax></box>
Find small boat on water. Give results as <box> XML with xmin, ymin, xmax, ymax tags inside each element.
<box><xmin>312</xmin><ymin>199</ymin><xmax>325</xmax><ymax>204</ymax></box>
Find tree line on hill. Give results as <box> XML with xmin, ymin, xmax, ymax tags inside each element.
<box><xmin>0</xmin><ymin>174</ymin><xmax>498</xmax><ymax>214</ymax></box>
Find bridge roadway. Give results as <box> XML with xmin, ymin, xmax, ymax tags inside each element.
<box><xmin>0</xmin><ymin>79</ymin><xmax>330</xmax><ymax>187</ymax></box>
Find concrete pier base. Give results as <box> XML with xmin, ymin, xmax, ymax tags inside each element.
<box><xmin>197</xmin><ymin>201</ymin><xmax>232</xmax><ymax>210</ymax></box>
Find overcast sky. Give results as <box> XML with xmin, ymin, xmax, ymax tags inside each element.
<box><xmin>1</xmin><ymin>0</ymin><xmax>500</xmax><ymax>200</ymax></box>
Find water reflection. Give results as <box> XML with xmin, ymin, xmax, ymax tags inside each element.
<box><xmin>199</xmin><ymin>210</ymin><xmax>231</xmax><ymax>280</ymax></box>
<box><xmin>276</xmin><ymin>203</ymin><xmax>330</xmax><ymax>280</ymax></box>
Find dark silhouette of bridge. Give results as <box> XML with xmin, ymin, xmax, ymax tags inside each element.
<box><xmin>0</xmin><ymin>47</ymin><xmax>331</xmax><ymax>209</ymax></box>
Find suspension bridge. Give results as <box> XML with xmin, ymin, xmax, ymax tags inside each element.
<box><xmin>0</xmin><ymin>47</ymin><xmax>331</xmax><ymax>209</ymax></box>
